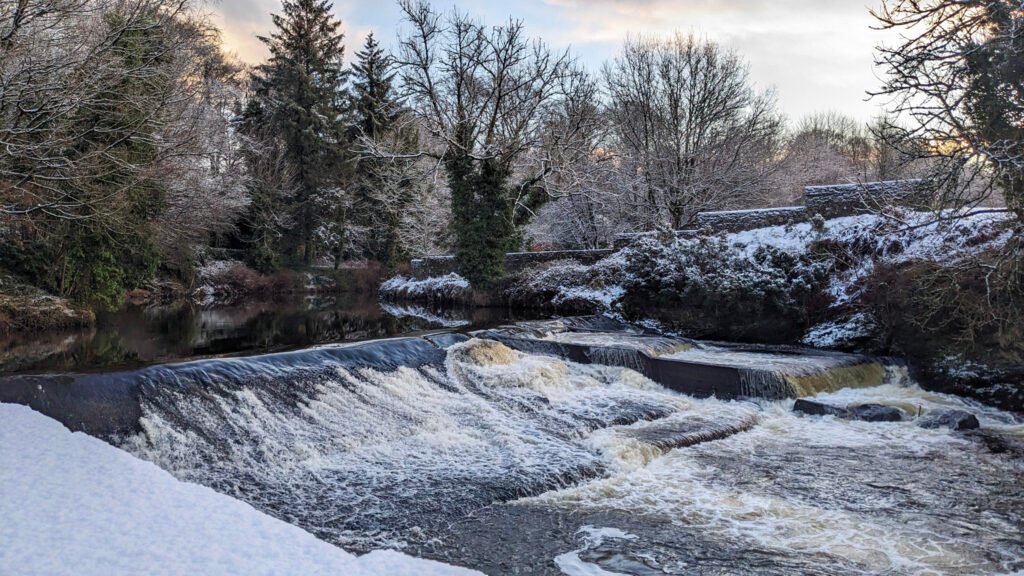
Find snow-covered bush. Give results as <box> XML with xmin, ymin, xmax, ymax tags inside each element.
<box><xmin>619</xmin><ymin>236</ymin><xmax>832</xmax><ymax>342</ymax></box>
<box><xmin>505</xmin><ymin>257</ymin><xmax>626</xmax><ymax>313</ymax></box>
<box><xmin>378</xmin><ymin>273</ymin><xmax>472</xmax><ymax>304</ymax></box>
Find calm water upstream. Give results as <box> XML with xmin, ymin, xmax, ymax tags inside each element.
<box><xmin>0</xmin><ymin>293</ymin><xmax>543</xmax><ymax>374</ymax></box>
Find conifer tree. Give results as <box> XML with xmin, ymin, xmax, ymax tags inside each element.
<box><xmin>351</xmin><ymin>33</ymin><xmax>398</xmax><ymax>140</ymax></box>
<box><xmin>350</xmin><ymin>32</ymin><xmax>412</xmax><ymax>269</ymax></box>
<box><xmin>253</xmin><ymin>0</ymin><xmax>350</xmax><ymax>265</ymax></box>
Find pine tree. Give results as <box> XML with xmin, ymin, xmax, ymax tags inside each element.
<box><xmin>350</xmin><ymin>32</ymin><xmax>412</xmax><ymax>269</ymax></box>
<box><xmin>351</xmin><ymin>33</ymin><xmax>398</xmax><ymax>140</ymax></box>
<box><xmin>253</xmin><ymin>0</ymin><xmax>350</xmax><ymax>265</ymax></box>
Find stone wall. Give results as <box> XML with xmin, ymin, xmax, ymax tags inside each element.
<box><xmin>804</xmin><ymin>179</ymin><xmax>932</xmax><ymax>218</ymax></box>
<box><xmin>694</xmin><ymin>206</ymin><xmax>807</xmax><ymax>233</ymax></box>
<box><xmin>409</xmin><ymin>255</ymin><xmax>456</xmax><ymax>279</ymax></box>
<box><xmin>411</xmin><ymin>249</ymin><xmax>614</xmax><ymax>279</ymax></box>
<box><xmin>611</xmin><ymin>179</ymin><xmax>934</xmax><ymax>244</ymax></box>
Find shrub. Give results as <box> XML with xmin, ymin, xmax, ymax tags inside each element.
<box><xmin>620</xmin><ymin>236</ymin><xmax>832</xmax><ymax>342</ymax></box>
<box><xmin>504</xmin><ymin>257</ymin><xmax>626</xmax><ymax>313</ymax></box>
<box><xmin>859</xmin><ymin>246</ymin><xmax>1024</xmax><ymax>361</ymax></box>
<box><xmin>379</xmin><ymin>273</ymin><xmax>473</xmax><ymax>304</ymax></box>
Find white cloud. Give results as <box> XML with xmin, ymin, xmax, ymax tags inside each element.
<box><xmin>213</xmin><ymin>0</ymin><xmax>899</xmax><ymax>121</ymax></box>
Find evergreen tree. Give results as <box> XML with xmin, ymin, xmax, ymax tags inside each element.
<box><xmin>350</xmin><ymin>32</ymin><xmax>412</xmax><ymax>269</ymax></box>
<box><xmin>253</xmin><ymin>0</ymin><xmax>350</xmax><ymax>265</ymax></box>
<box><xmin>351</xmin><ymin>33</ymin><xmax>398</xmax><ymax>141</ymax></box>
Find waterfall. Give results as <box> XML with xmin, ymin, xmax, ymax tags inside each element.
<box><xmin>113</xmin><ymin>338</ymin><xmax>717</xmax><ymax>552</ymax></box>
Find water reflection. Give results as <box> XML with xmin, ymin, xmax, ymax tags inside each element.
<box><xmin>0</xmin><ymin>293</ymin><xmax>544</xmax><ymax>374</ymax></box>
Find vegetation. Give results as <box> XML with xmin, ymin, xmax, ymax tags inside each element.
<box><xmin>0</xmin><ymin>0</ymin><xmax>1020</xmax><ymax>347</ymax></box>
<box><xmin>619</xmin><ymin>237</ymin><xmax>832</xmax><ymax>343</ymax></box>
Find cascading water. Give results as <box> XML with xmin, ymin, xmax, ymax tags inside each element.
<box><xmin>520</xmin><ymin>385</ymin><xmax>1024</xmax><ymax>575</ymax></box>
<box><xmin>116</xmin><ymin>338</ymin><xmax>729</xmax><ymax>552</ymax></box>
<box><xmin>26</xmin><ymin>326</ymin><xmax>1016</xmax><ymax>575</ymax></box>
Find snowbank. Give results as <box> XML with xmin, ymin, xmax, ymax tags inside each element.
<box><xmin>0</xmin><ymin>403</ymin><xmax>481</xmax><ymax>576</ymax></box>
<box><xmin>379</xmin><ymin>272</ymin><xmax>472</xmax><ymax>303</ymax></box>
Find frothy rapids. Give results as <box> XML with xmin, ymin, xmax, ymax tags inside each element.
<box><xmin>112</xmin><ymin>337</ymin><xmax>1024</xmax><ymax>575</ymax></box>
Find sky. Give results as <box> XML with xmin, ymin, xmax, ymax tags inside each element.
<box><xmin>210</xmin><ymin>0</ymin><xmax>901</xmax><ymax>124</ymax></box>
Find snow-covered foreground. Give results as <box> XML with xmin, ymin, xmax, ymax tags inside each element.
<box><xmin>0</xmin><ymin>403</ymin><xmax>481</xmax><ymax>576</ymax></box>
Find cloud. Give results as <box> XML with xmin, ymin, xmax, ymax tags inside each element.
<box><xmin>212</xmin><ymin>0</ymin><xmax>898</xmax><ymax>121</ymax></box>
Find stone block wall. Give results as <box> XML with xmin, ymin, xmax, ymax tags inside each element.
<box><xmin>411</xmin><ymin>249</ymin><xmax>614</xmax><ymax>279</ymax></box>
<box><xmin>804</xmin><ymin>179</ymin><xmax>932</xmax><ymax>219</ymax></box>
<box><xmin>693</xmin><ymin>206</ymin><xmax>807</xmax><ymax>233</ymax></box>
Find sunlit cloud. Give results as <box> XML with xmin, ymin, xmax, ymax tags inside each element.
<box><xmin>211</xmin><ymin>0</ymin><xmax>899</xmax><ymax>122</ymax></box>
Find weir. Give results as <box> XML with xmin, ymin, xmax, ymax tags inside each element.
<box><xmin>476</xmin><ymin>318</ymin><xmax>894</xmax><ymax>400</ymax></box>
<box><xmin>0</xmin><ymin>336</ymin><xmax>461</xmax><ymax>436</ymax></box>
<box><xmin>3</xmin><ymin>318</ymin><xmax>1020</xmax><ymax>573</ymax></box>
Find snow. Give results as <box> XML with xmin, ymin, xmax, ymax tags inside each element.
<box><xmin>0</xmin><ymin>403</ymin><xmax>481</xmax><ymax>576</ymax></box>
<box><xmin>726</xmin><ymin>210</ymin><xmax>1013</xmax><ymax>262</ymax></box>
<box><xmin>801</xmin><ymin>313</ymin><xmax>877</xmax><ymax>349</ymax></box>
<box><xmin>554</xmin><ymin>526</ymin><xmax>638</xmax><ymax>576</ymax></box>
<box><xmin>379</xmin><ymin>273</ymin><xmax>471</xmax><ymax>301</ymax></box>
<box><xmin>196</xmin><ymin>259</ymin><xmax>243</xmax><ymax>281</ymax></box>
<box><xmin>553</xmin><ymin>284</ymin><xmax>624</xmax><ymax>309</ymax></box>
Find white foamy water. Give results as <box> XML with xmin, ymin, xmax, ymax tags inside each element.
<box><xmin>120</xmin><ymin>339</ymin><xmax>712</xmax><ymax>551</ymax></box>
<box><xmin>661</xmin><ymin>345</ymin><xmax>851</xmax><ymax>372</ymax></box>
<box><xmin>529</xmin><ymin>387</ymin><xmax>1024</xmax><ymax>575</ymax></box>
<box><xmin>554</xmin><ymin>527</ymin><xmax>639</xmax><ymax>576</ymax></box>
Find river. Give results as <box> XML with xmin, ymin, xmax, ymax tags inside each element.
<box><xmin>1</xmin><ymin>305</ymin><xmax>1021</xmax><ymax>575</ymax></box>
<box><xmin>0</xmin><ymin>293</ymin><xmax>544</xmax><ymax>374</ymax></box>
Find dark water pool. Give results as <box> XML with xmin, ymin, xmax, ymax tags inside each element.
<box><xmin>0</xmin><ymin>293</ymin><xmax>544</xmax><ymax>374</ymax></box>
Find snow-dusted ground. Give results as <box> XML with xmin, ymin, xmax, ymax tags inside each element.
<box><xmin>0</xmin><ymin>403</ymin><xmax>481</xmax><ymax>576</ymax></box>
<box><xmin>728</xmin><ymin>210</ymin><xmax>1013</xmax><ymax>307</ymax></box>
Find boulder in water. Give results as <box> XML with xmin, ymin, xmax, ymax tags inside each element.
<box><xmin>850</xmin><ymin>403</ymin><xmax>903</xmax><ymax>422</ymax></box>
<box><xmin>917</xmin><ymin>409</ymin><xmax>980</xmax><ymax>431</ymax></box>
<box><xmin>793</xmin><ymin>399</ymin><xmax>850</xmax><ymax>418</ymax></box>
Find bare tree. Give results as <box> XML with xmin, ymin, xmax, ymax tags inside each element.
<box><xmin>395</xmin><ymin>0</ymin><xmax>582</xmax><ymax>284</ymax></box>
<box><xmin>603</xmin><ymin>32</ymin><xmax>784</xmax><ymax>230</ymax></box>
<box><xmin>871</xmin><ymin>0</ymin><xmax>1023</xmax><ymax>220</ymax></box>
<box><xmin>1</xmin><ymin>0</ymin><xmax>252</xmax><ymax>301</ymax></box>
<box><xmin>0</xmin><ymin>0</ymin><xmax>197</xmax><ymax>220</ymax></box>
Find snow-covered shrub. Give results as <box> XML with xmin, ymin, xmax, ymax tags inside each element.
<box><xmin>619</xmin><ymin>236</ymin><xmax>832</xmax><ymax>342</ymax></box>
<box><xmin>378</xmin><ymin>273</ymin><xmax>472</xmax><ymax>304</ymax></box>
<box><xmin>504</xmin><ymin>257</ymin><xmax>626</xmax><ymax>313</ymax></box>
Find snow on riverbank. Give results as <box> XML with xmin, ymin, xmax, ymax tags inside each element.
<box><xmin>509</xmin><ymin>210</ymin><xmax>1014</xmax><ymax>347</ymax></box>
<box><xmin>0</xmin><ymin>403</ymin><xmax>480</xmax><ymax>576</ymax></box>
<box><xmin>379</xmin><ymin>272</ymin><xmax>472</xmax><ymax>302</ymax></box>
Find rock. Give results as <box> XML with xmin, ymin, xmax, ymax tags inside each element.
<box><xmin>917</xmin><ymin>409</ymin><xmax>980</xmax><ymax>431</ymax></box>
<box><xmin>793</xmin><ymin>399</ymin><xmax>850</xmax><ymax>417</ymax></box>
<box><xmin>850</xmin><ymin>403</ymin><xmax>903</xmax><ymax>422</ymax></box>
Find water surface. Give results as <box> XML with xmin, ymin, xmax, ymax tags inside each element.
<box><xmin>0</xmin><ymin>293</ymin><xmax>541</xmax><ymax>374</ymax></box>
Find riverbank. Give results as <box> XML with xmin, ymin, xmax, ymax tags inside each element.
<box><xmin>382</xmin><ymin>210</ymin><xmax>1023</xmax><ymax>411</ymax></box>
<box><xmin>0</xmin><ymin>261</ymin><xmax>386</xmax><ymax>336</ymax></box>
<box><xmin>0</xmin><ymin>273</ymin><xmax>94</xmax><ymax>335</ymax></box>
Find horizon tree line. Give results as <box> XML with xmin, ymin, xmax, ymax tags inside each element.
<box><xmin>0</xmin><ymin>0</ymin><xmax>1019</xmax><ymax>304</ymax></box>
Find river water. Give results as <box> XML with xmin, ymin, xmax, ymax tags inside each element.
<box><xmin>0</xmin><ymin>293</ymin><xmax>540</xmax><ymax>374</ymax></box>
<box><xmin>2</xmin><ymin>308</ymin><xmax>1021</xmax><ymax>575</ymax></box>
